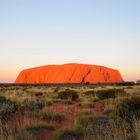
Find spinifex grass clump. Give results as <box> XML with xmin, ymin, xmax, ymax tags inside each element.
<box><xmin>27</xmin><ymin>111</ymin><xmax>65</xmax><ymax>122</ymax></box>
<box><xmin>74</xmin><ymin>114</ymin><xmax>131</xmax><ymax>140</ymax></box>
<box><xmin>0</xmin><ymin>96</ymin><xmax>7</xmax><ymax>104</ymax></box>
<box><xmin>26</xmin><ymin>124</ymin><xmax>55</xmax><ymax>132</ymax></box>
<box><xmin>23</xmin><ymin>99</ymin><xmax>46</xmax><ymax>111</ymax></box>
<box><xmin>54</xmin><ymin>87</ymin><xmax>60</xmax><ymax>93</ymax></box>
<box><xmin>118</xmin><ymin>82</ymin><xmax>135</xmax><ymax>86</ymax></box>
<box><xmin>104</xmin><ymin>97</ymin><xmax>140</xmax><ymax>136</ymax></box>
<box><xmin>58</xmin><ymin>89</ymin><xmax>79</xmax><ymax>101</ymax></box>
<box><xmin>53</xmin><ymin>129</ymin><xmax>83</xmax><ymax>140</ymax></box>
<box><xmin>80</xmin><ymin>109</ymin><xmax>94</xmax><ymax>116</ymax></box>
<box><xmin>95</xmin><ymin>89</ymin><xmax>119</xmax><ymax>100</ymax></box>
<box><xmin>116</xmin><ymin>97</ymin><xmax>140</xmax><ymax>122</ymax></box>
<box><xmin>83</xmin><ymin>90</ymin><xmax>95</xmax><ymax>96</ymax></box>
<box><xmin>75</xmin><ymin>115</ymin><xmax>95</xmax><ymax>130</ymax></box>
<box><xmin>0</xmin><ymin>123</ymin><xmax>37</xmax><ymax>140</ymax></box>
<box><xmin>35</xmin><ymin>92</ymin><xmax>43</xmax><ymax>97</ymax></box>
<box><xmin>54</xmin><ymin>115</ymin><xmax>93</xmax><ymax>140</ymax></box>
<box><xmin>80</xmin><ymin>102</ymin><xmax>95</xmax><ymax>108</ymax></box>
<box><xmin>0</xmin><ymin>98</ymin><xmax>20</xmax><ymax>120</ymax></box>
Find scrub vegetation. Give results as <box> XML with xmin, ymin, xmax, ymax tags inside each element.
<box><xmin>0</xmin><ymin>84</ymin><xmax>140</xmax><ymax>140</ymax></box>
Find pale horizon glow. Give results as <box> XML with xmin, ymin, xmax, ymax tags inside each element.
<box><xmin>0</xmin><ymin>0</ymin><xmax>140</xmax><ymax>83</ymax></box>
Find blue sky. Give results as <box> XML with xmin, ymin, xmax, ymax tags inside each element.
<box><xmin>0</xmin><ymin>0</ymin><xmax>140</xmax><ymax>82</ymax></box>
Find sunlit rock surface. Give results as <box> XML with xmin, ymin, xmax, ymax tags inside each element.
<box><xmin>15</xmin><ymin>63</ymin><xmax>124</xmax><ymax>84</ymax></box>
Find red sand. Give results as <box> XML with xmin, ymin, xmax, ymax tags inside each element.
<box><xmin>15</xmin><ymin>63</ymin><xmax>124</xmax><ymax>84</ymax></box>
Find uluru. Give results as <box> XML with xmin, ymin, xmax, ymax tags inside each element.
<box><xmin>15</xmin><ymin>63</ymin><xmax>124</xmax><ymax>84</ymax></box>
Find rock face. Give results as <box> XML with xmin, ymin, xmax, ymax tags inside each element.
<box><xmin>15</xmin><ymin>63</ymin><xmax>124</xmax><ymax>84</ymax></box>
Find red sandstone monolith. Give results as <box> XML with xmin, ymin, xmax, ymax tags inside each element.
<box><xmin>15</xmin><ymin>63</ymin><xmax>124</xmax><ymax>84</ymax></box>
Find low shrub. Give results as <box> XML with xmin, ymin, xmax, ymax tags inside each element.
<box><xmin>115</xmin><ymin>88</ymin><xmax>127</xmax><ymax>94</ymax></box>
<box><xmin>26</xmin><ymin>124</ymin><xmax>55</xmax><ymax>132</ymax></box>
<box><xmin>23</xmin><ymin>99</ymin><xmax>46</xmax><ymax>111</ymax></box>
<box><xmin>40</xmin><ymin>112</ymin><xmax>65</xmax><ymax>121</ymax></box>
<box><xmin>104</xmin><ymin>109</ymin><xmax>117</xmax><ymax>120</ymax></box>
<box><xmin>45</xmin><ymin>100</ymin><xmax>53</xmax><ymax>106</ymax></box>
<box><xmin>0</xmin><ymin>96</ymin><xmax>7</xmax><ymax>104</ymax></box>
<box><xmin>80</xmin><ymin>110</ymin><xmax>93</xmax><ymax>116</ymax></box>
<box><xmin>116</xmin><ymin>97</ymin><xmax>140</xmax><ymax>122</ymax></box>
<box><xmin>75</xmin><ymin>115</ymin><xmax>95</xmax><ymax>128</ymax></box>
<box><xmin>83</xmin><ymin>90</ymin><xmax>95</xmax><ymax>96</ymax></box>
<box><xmin>118</xmin><ymin>82</ymin><xmax>135</xmax><ymax>86</ymax></box>
<box><xmin>80</xmin><ymin>102</ymin><xmax>95</xmax><ymax>108</ymax></box>
<box><xmin>27</xmin><ymin>111</ymin><xmax>65</xmax><ymax>122</ymax></box>
<box><xmin>58</xmin><ymin>89</ymin><xmax>79</xmax><ymax>101</ymax></box>
<box><xmin>53</xmin><ymin>128</ymin><xmax>83</xmax><ymax>140</ymax></box>
<box><xmin>75</xmin><ymin>115</ymin><xmax>119</xmax><ymax>139</ymax></box>
<box><xmin>51</xmin><ymin>99</ymin><xmax>62</xmax><ymax>103</ymax></box>
<box><xmin>13</xmin><ymin>131</ymin><xmax>37</xmax><ymax>140</ymax></box>
<box><xmin>0</xmin><ymin>100</ymin><xmax>20</xmax><ymax>120</ymax></box>
<box><xmin>91</xmin><ymin>97</ymin><xmax>99</xmax><ymax>102</ymax></box>
<box><xmin>54</xmin><ymin>87</ymin><xmax>60</xmax><ymax>93</ymax></box>
<box><xmin>35</xmin><ymin>92</ymin><xmax>43</xmax><ymax>97</ymax></box>
<box><xmin>0</xmin><ymin>122</ymin><xmax>37</xmax><ymax>140</ymax></box>
<box><xmin>95</xmin><ymin>89</ymin><xmax>117</xmax><ymax>100</ymax></box>
<box><xmin>60</xmin><ymin>100</ymin><xmax>73</xmax><ymax>105</ymax></box>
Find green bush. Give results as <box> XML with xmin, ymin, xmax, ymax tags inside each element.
<box><xmin>104</xmin><ymin>109</ymin><xmax>117</xmax><ymax>120</ymax></box>
<box><xmin>115</xmin><ymin>89</ymin><xmax>127</xmax><ymax>96</ymax></box>
<box><xmin>53</xmin><ymin>129</ymin><xmax>83</xmax><ymax>140</ymax></box>
<box><xmin>0</xmin><ymin>96</ymin><xmax>7</xmax><ymax>104</ymax></box>
<box><xmin>58</xmin><ymin>89</ymin><xmax>79</xmax><ymax>101</ymax></box>
<box><xmin>60</xmin><ymin>100</ymin><xmax>73</xmax><ymax>105</ymax></box>
<box><xmin>0</xmin><ymin>100</ymin><xmax>20</xmax><ymax>120</ymax></box>
<box><xmin>40</xmin><ymin>112</ymin><xmax>65</xmax><ymax>121</ymax></box>
<box><xmin>75</xmin><ymin>115</ymin><xmax>118</xmax><ymax>139</ymax></box>
<box><xmin>27</xmin><ymin>111</ymin><xmax>65</xmax><ymax>122</ymax></box>
<box><xmin>80</xmin><ymin>103</ymin><xmax>95</xmax><ymax>108</ymax></box>
<box><xmin>80</xmin><ymin>110</ymin><xmax>93</xmax><ymax>116</ymax></box>
<box><xmin>0</xmin><ymin>127</ymin><xmax>37</xmax><ymax>140</ymax></box>
<box><xmin>36</xmin><ymin>99</ymin><xmax>46</xmax><ymax>108</ymax></box>
<box><xmin>83</xmin><ymin>90</ymin><xmax>95</xmax><ymax>96</ymax></box>
<box><xmin>118</xmin><ymin>82</ymin><xmax>135</xmax><ymax>86</ymax></box>
<box><xmin>26</xmin><ymin>124</ymin><xmax>55</xmax><ymax>132</ymax></box>
<box><xmin>75</xmin><ymin>115</ymin><xmax>95</xmax><ymax>128</ymax></box>
<box><xmin>23</xmin><ymin>99</ymin><xmax>46</xmax><ymax>111</ymax></box>
<box><xmin>95</xmin><ymin>89</ymin><xmax>117</xmax><ymax>100</ymax></box>
<box><xmin>35</xmin><ymin>92</ymin><xmax>43</xmax><ymax>97</ymax></box>
<box><xmin>45</xmin><ymin>100</ymin><xmax>53</xmax><ymax>106</ymax></box>
<box><xmin>54</xmin><ymin>87</ymin><xmax>60</xmax><ymax>93</ymax></box>
<box><xmin>116</xmin><ymin>97</ymin><xmax>140</xmax><ymax>122</ymax></box>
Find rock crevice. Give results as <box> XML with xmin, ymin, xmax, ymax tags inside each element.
<box><xmin>81</xmin><ymin>69</ymin><xmax>91</xmax><ymax>83</ymax></box>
